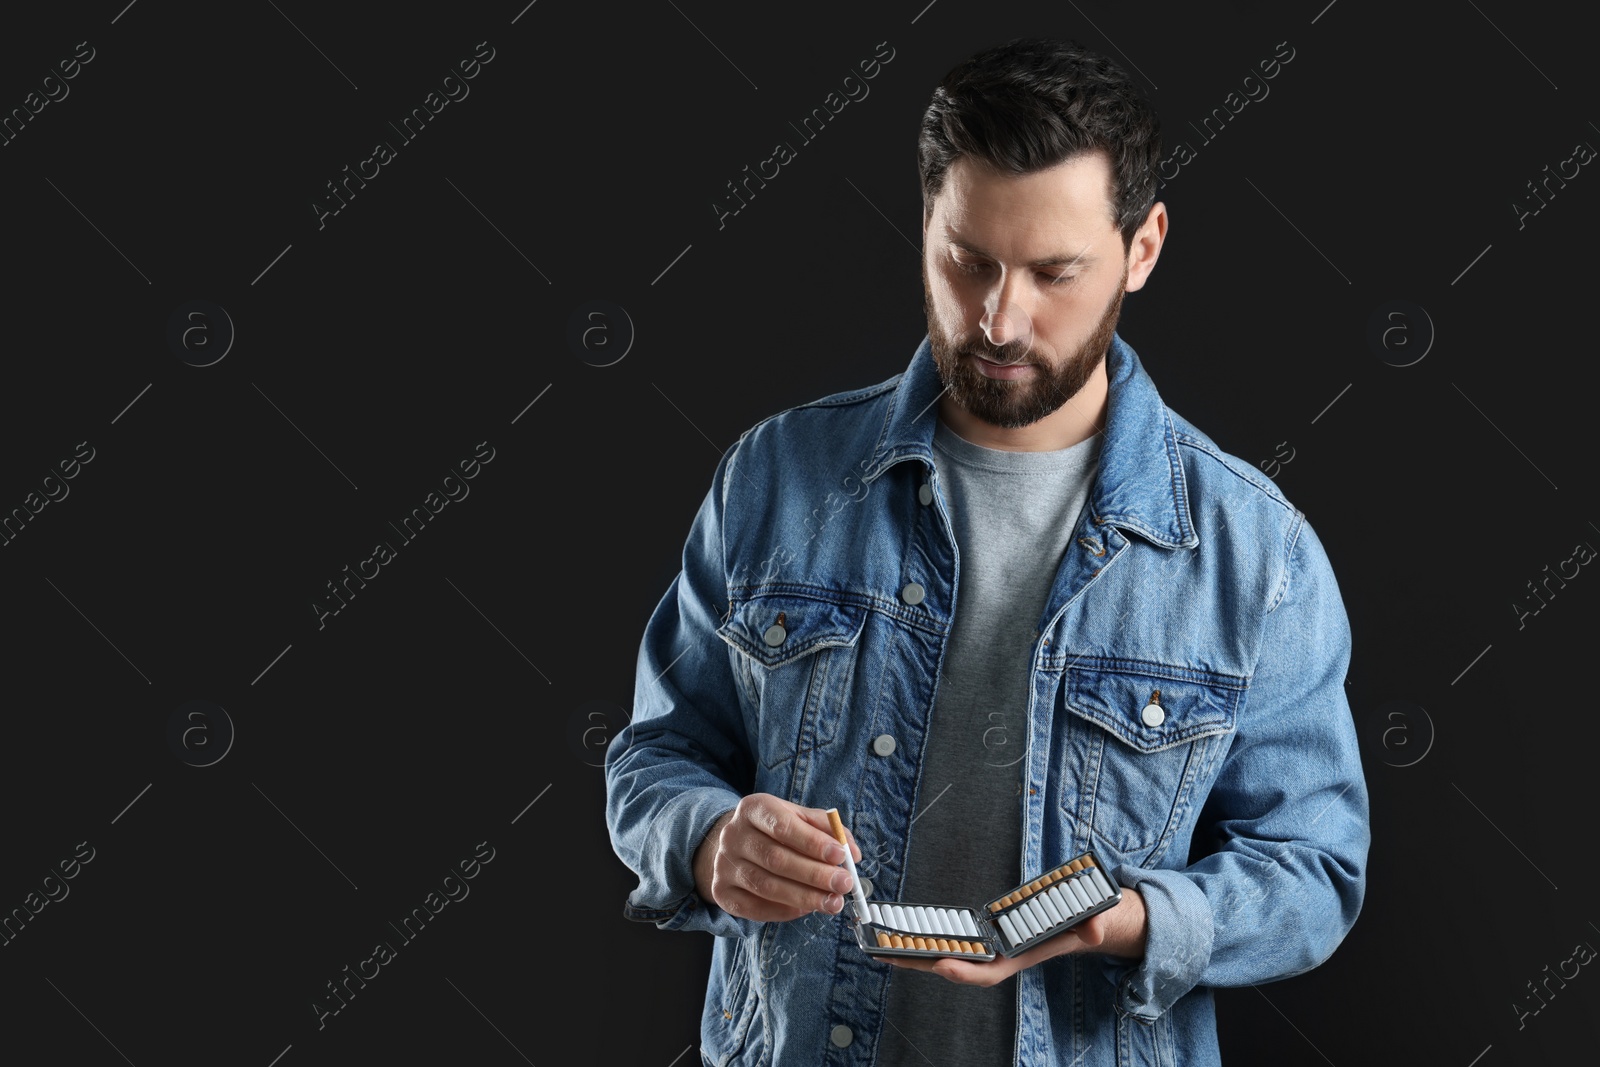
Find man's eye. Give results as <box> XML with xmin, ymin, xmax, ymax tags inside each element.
<box><xmin>952</xmin><ymin>257</ymin><xmax>1075</xmax><ymax>288</ymax></box>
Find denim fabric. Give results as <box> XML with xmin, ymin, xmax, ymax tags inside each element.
<box><xmin>605</xmin><ymin>333</ymin><xmax>1370</xmax><ymax>1067</ymax></box>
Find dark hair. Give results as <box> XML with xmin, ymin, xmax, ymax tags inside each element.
<box><xmin>918</xmin><ymin>38</ymin><xmax>1161</xmax><ymax>252</ymax></box>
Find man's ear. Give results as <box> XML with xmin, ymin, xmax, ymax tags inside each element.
<box><xmin>1124</xmin><ymin>201</ymin><xmax>1167</xmax><ymax>293</ymax></box>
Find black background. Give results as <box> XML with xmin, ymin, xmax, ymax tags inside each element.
<box><xmin>1</xmin><ymin>1</ymin><xmax>1595</xmax><ymax>1064</ymax></box>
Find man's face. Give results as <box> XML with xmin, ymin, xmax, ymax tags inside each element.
<box><xmin>922</xmin><ymin>151</ymin><xmax>1133</xmax><ymax>431</ymax></box>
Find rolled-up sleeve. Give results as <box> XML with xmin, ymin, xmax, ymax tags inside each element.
<box><xmin>1111</xmin><ymin>513</ymin><xmax>1370</xmax><ymax>1021</ymax></box>
<box><xmin>605</xmin><ymin>439</ymin><xmax>759</xmax><ymax>941</ymax></box>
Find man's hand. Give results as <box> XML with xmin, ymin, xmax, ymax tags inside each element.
<box><xmin>885</xmin><ymin>887</ymin><xmax>1147</xmax><ymax>987</ymax></box>
<box><xmin>692</xmin><ymin>794</ymin><xmax>863</xmax><ymax>923</ymax></box>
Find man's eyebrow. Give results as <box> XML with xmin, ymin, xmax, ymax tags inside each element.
<box><xmin>947</xmin><ymin>233</ymin><xmax>1095</xmax><ymax>270</ymax></box>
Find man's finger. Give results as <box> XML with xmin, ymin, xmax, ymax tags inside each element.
<box><xmin>720</xmin><ymin>859</ymin><xmax>848</xmax><ymax>917</ymax></box>
<box><xmin>1073</xmin><ymin>913</ymin><xmax>1107</xmax><ymax>948</ymax></box>
<box><xmin>793</xmin><ymin>805</ymin><xmax>865</xmax><ymax>863</ymax></box>
<box><xmin>764</xmin><ymin>803</ymin><xmax>852</xmax><ymax>865</ymax></box>
<box><xmin>724</xmin><ymin>850</ymin><xmax>849</xmax><ymax>915</ymax></box>
<box><xmin>729</xmin><ymin>827</ymin><xmax>857</xmax><ymax>898</ymax></box>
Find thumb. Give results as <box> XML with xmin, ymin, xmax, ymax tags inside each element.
<box><xmin>1074</xmin><ymin>914</ymin><xmax>1108</xmax><ymax>949</ymax></box>
<box><xmin>800</xmin><ymin>805</ymin><xmax>864</xmax><ymax>863</ymax></box>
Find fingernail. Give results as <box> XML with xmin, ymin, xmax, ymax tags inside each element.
<box><xmin>832</xmin><ymin>871</ymin><xmax>854</xmax><ymax>893</ymax></box>
<box><xmin>826</xmin><ymin>844</ymin><xmax>846</xmax><ymax>864</ymax></box>
<box><xmin>823</xmin><ymin>894</ymin><xmax>843</xmax><ymax>913</ymax></box>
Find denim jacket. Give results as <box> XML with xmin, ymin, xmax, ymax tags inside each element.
<box><xmin>605</xmin><ymin>333</ymin><xmax>1370</xmax><ymax>1067</ymax></box>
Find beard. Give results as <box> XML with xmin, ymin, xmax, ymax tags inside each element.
<box><xmin>925</xmin><ymin>261</ymin><xmax>1127</xmax><ymax>430</ymax></box>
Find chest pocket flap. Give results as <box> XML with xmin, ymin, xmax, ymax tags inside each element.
<box><xmin>1065</xmin><ymin>661</ymin><xmax>1243</xmax><ymax>753</ymax></box>
<box><xmin>717</xmin><ymin>592</ymin><xmax>870</xmax><ymax>666</ymax></box>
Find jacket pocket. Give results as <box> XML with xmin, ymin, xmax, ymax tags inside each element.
<box><xmin>1061</xmin><ymin>660</ymin><xmax>1243</xmax><ymax>863</ymax></box>
<box><xmin>1115</xmin><ymin>1005</ymin><xmax>1178</xmax><ymax>1067</ymax></box>
<box><xmin>716</xmin><ymin>591</ymin><xmax>871</xmax><ymax>773</ymax></box>
<box><xmin>700</xmin><ymin>936</ymin><xmax>758</xmax><ymax>1067</ymax></box>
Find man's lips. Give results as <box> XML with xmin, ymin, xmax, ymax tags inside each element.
<box><xmin>969</xmin><ymin>351</ymin><xmax>1035</xmax><ymax>379</ymax></box>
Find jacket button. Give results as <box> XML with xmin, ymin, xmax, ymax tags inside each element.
<box><xmin>872</xmin><ymin>734</ymin><xmax>897</xmax><ymax>757</ymax></box>
<box><xmin>763</xmin><ymin>623</ymin><xmax>787</xmax><ymax>646</ymax></box>
<box><xmin>860</xmin><ymin>877</ymin><xmax>874</xmax><ymax>898</ymax></box>
<box><xmin>1141</xmin><ymin>702</ymin><xmax>1165</xmax><ymax>727</ymax></box>
<box><xmin>918</xmin><ymin>483</ymin><xmax>933</xmax><ymax>506</ymax></box>
<box><xmin>830</xmin><ymin>1024</ymin><xmax>854</xmax><ymax>1048</ymax></box>
<box><xmin>900</xmin><ymin>582</ymin><xmax>925</xmax><ymax>605</ymax></box>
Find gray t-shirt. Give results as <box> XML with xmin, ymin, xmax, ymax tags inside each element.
<box><xmin>878</xmin><ymin>417</ymin><xmax>1100</xmax><ymax>1067</ymax></box>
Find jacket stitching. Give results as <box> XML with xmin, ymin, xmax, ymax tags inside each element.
<box><xmin>1161</xmin><ymin>407</ymin><xmax>1197</xmax><ymax>545</ymax></box>
<box><xmin>1266</xmin><ymin>510</ymin><xmax>1306</xmax><ymax>615</ymax></box>
<box><xmin>1173</xmin><ymin>430</ymin><xmax>1296</xmax><ymax>516</ymax></box>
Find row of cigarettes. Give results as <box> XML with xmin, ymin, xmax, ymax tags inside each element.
<box><xmin>987</xmin><ymin>858</ymin><xmax>1116</xmax><ymax>948</ymax></box>
<box><xmin>864</xmin><ymin>903</ymin><xmax>982</xmax><ymax>939</ymax></box>
<box><xmin>874</xmin><ymin>931</ymin><xmax>987</xmax><ymax>955</ymax></box>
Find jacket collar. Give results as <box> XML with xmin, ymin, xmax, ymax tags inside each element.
<box><xmin>866</xmin><ymin>333</ymin><xmax>1198</xmax><ymax>549</ymax></box>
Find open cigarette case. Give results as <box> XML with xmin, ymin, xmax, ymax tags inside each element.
<box><xmin>851</xmin><ymin>851</ymin><xmax>1121</xmax><ymax>961</ymax></box>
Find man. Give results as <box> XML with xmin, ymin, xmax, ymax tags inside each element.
<box><xmin>606</xmin><ymin>37</ymin><xmax>1369</xmax><ymax>1067</ymax></box>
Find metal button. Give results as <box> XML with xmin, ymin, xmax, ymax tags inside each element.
<box><xmin>918</xmin><ymin>483</ymin><xmax>933</xmax><ymax>506</ymax></box>
<box><xmin>872</xmin><ymin>734</ymin><xmax>896</xmax><ymax>757</ymax></box>
<box><xmin>859</xmin><ymin>877</ymin><xmax>873</xmax><ymax>898</ymax></box>
<box><xmin>1141</xmin><ymin>702</ymin><xmax>1165</xmax><ymax>727</ymax></box>
<box><xmin>763</xmin><ymin>623</ymin><xmax>787</xmax><ymax>646</ymax></box>
<box><xmin>900</xmin><ymin>582</ymin><xmax>925</xmax><ymax>606</ymax></box>
<box><xmin>830</xmin><ymin>1024</ymin><xmax>854</xmax><ymax>1047</ymax></box>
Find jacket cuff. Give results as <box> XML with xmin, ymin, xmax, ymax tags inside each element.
<box><xmin>1109</xmin><ymin>864</ymin><xmax>1214</xmax><ymax>1022</ymax></box>
<box><xmin>620</xmin><ymin>787</ymin><xmax>752</xmax><ymax>939</ymax></box>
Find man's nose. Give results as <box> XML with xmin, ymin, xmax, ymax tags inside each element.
<box><xmin>980</xmin><ymin>277</ymin><xmax>1035</xmax><ymax>350</ymax></box>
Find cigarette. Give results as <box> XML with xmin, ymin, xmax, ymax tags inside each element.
<box><xmin>824</xmin><ymin>808</ymin><xmax>872</xmax><ymax>920</ymax></box>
